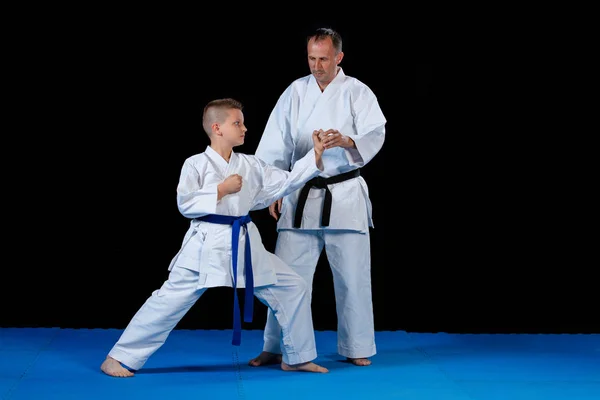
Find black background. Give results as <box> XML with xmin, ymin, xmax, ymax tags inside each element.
<box><xmin>4</xmin><ymin>13</ymin><xmax>595</xmax><ymax>334</ymax></box>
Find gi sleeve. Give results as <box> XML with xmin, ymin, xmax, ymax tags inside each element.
<box><xmin>176</xmin><ymin>159</ymin><xmax>218</xmax><ymax>218</ymax></box>
<box><xmin>346</xmin><ymin>85</ymin><xmax>387</xmax><ymax>167</ymax></box>
<box><xmin>251</xmin><ymin>150</ymin><xmax>323</xmax><ymax>211</ymax></box>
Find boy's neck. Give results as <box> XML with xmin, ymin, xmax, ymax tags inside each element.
<box><xmin>210</xmin><ymin>144</ymin><xmax>233</xmax><ymax>163</ymax></box>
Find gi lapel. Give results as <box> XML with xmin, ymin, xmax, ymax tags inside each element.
<box><xmin>297</xmin><ymin>75</ymin><xmax>323</xmax><ymax>131</ymax></box>
<box><xmin>205</xmin><ymin>146</ymin><xmax>230</xmax><ymax>180</ymax></box>
<box><xmin>298</xmin><ymin>69</ymin><xmax>346</xmax><ymax>133</ymax></box>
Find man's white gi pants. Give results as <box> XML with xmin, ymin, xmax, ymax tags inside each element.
<box><xmin>261</xmin><ymin>229</ymin><xmax>376</xmax><ymax>359</ymax></box>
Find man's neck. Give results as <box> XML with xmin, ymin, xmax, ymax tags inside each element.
<box><xmin>317</xmin><ymin>67</ymin><xmax>341</xmax><ymax>92</ymax></box>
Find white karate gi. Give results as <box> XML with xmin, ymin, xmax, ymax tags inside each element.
<box><xmin>255</xmin><ymin>68</ymin><xmax>386</xmax><ymax>359</ymax></box>
<box><xmin>108</xmin><ymin>146</ymin><xmax>323</xmax><ymax>369</ymax></box>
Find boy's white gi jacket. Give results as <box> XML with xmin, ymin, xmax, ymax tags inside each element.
<box><xmin>168</xmin><ymin>146</ymin><xmax>322</xmax><ymax>289</ymax></box>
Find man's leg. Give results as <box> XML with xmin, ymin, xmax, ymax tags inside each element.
<box><xmin>101</xmin><ymin>266</ymin><xmax>206</xmax><ymax>377</ymax></box>
<box><xmin>249</xmin><ymin>230</ymin><xmax>323</xmax><ymax>366</ymax></box>
<box><xmin>253</xmin><ymin>252</ymin><xmax>327</xmax><ymax>373</ymax></box>
<box><xmin>325</xmin><ymin>230</ymin><xmax>376</xmax><ymax>366</ymax></box>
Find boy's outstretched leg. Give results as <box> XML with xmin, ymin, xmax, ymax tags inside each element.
<box><xmin>100</xmin><ymin>356</ymin><xmax>134</xmax><ymax>377</ymax></box>
<box><xmin>100</xmin><ymin>267</ymin><xmax>206</xmax><ymax>378</ymax></box>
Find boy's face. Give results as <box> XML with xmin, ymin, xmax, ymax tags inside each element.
<box><xmin>219</xmin><ymin>108</ymin><xmax>246</xmax><ymax>147</ymax></box>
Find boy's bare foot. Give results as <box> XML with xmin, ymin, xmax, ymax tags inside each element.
<box><xmin>347</xmin><ymin>357</ymin><xmax>371</xmax><ymax>366</ymax></box>
<box><xmin>100</xmin><ymin>356</ymin><xmax>134</xmax><ymax>377</ymax></box>
<box><xmin>281</xmin><ymin>361</ymin><xmax>329</xmax><ymax>373</ymax></box>
<box><xmin>248</xmin><ymin>351</ymin><xmax>282</xmax><ymax>367</ymax></box>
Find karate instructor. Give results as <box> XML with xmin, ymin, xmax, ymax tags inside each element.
<box><xmin>249</xmin><ymin>27</ymin><xmax>386</xmax><ymax>367</ymax></box>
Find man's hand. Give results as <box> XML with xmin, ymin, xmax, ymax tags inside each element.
<box><xmin>268</xmin><ymin>198</ymin><xmax>283</xmax><ymax>221</ymax></box>
<box><xmin>218</xmin><ymin>174</ymin><xmax>242</xmax><ymax>200</ymax></box>
<box><xmin>318</xmin><ymin>129</ymin><xmax>356</xmax><ymax>149</ymax></box>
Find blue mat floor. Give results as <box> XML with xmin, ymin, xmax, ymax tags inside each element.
<box><xmin>1</xmin><ymin>328</ymin><xmax>598</xmax><ymax>399</ymax></box>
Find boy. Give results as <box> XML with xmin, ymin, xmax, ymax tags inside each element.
<box><xmin>100</xmin><ymin>98</ymin><xmax>329</xmax><ymax>377</ymax></box>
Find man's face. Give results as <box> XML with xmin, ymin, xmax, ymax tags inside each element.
<box><xmin>307</xmin><ymin>37</ymin><xmax>343</xmax><ymax>89</ymax></box>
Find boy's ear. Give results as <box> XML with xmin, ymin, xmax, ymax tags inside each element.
<box><xmin>212</xmin><ymin>122</ymin><xmax>221</xmax><ymax>136</ymax></box>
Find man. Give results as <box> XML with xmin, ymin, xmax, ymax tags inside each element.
<box><xmin>100</xmin><ymin>98</ymin><xmax>329</xmax><ymax>377</ymax></box>
<box><xmin>249</xmin><ymin>28</ymin><xmax>386</xmax><ymax>367</ymax></box>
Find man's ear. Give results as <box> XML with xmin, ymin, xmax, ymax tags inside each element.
<box><xmin>336</xmin><ymin>51</ymin><xmax>344</xmax><ymax>65</ymax></box>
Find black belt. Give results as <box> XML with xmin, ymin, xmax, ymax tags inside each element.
<box><xmin>294</xmin><ymin>169</ymin><xmax>360</xmax><ymax>228</ymax></box>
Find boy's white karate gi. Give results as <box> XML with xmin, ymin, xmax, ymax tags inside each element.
<box><xmin>107</xmin><ymin>145</ymin><xmax>323</xmax><ymax>370</ymax></box>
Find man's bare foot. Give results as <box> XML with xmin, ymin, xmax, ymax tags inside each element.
<box><xmin>281</xmin><ymin>361</ymin><xmax>329</xmax><ymax>373</ymax></box>
<box><xmin>347</xmin><ymin>357</ymin><xmax>371</xmax><ymax>366</ymax></box>
<box><xmin>100</xmin><ymin>356</ymin><xmax>134</xmax><ymax>377</ymax></box>
<box><xmin>248</xmin><ymin>351</ymin><xmax>282</xmax><ymax>367</ymax></box>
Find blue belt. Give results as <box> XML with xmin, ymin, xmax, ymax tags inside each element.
<box><xmin>197</xmin><ymin>214</ymin><xmax>253</xmax><ymax>346</ymax></box>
